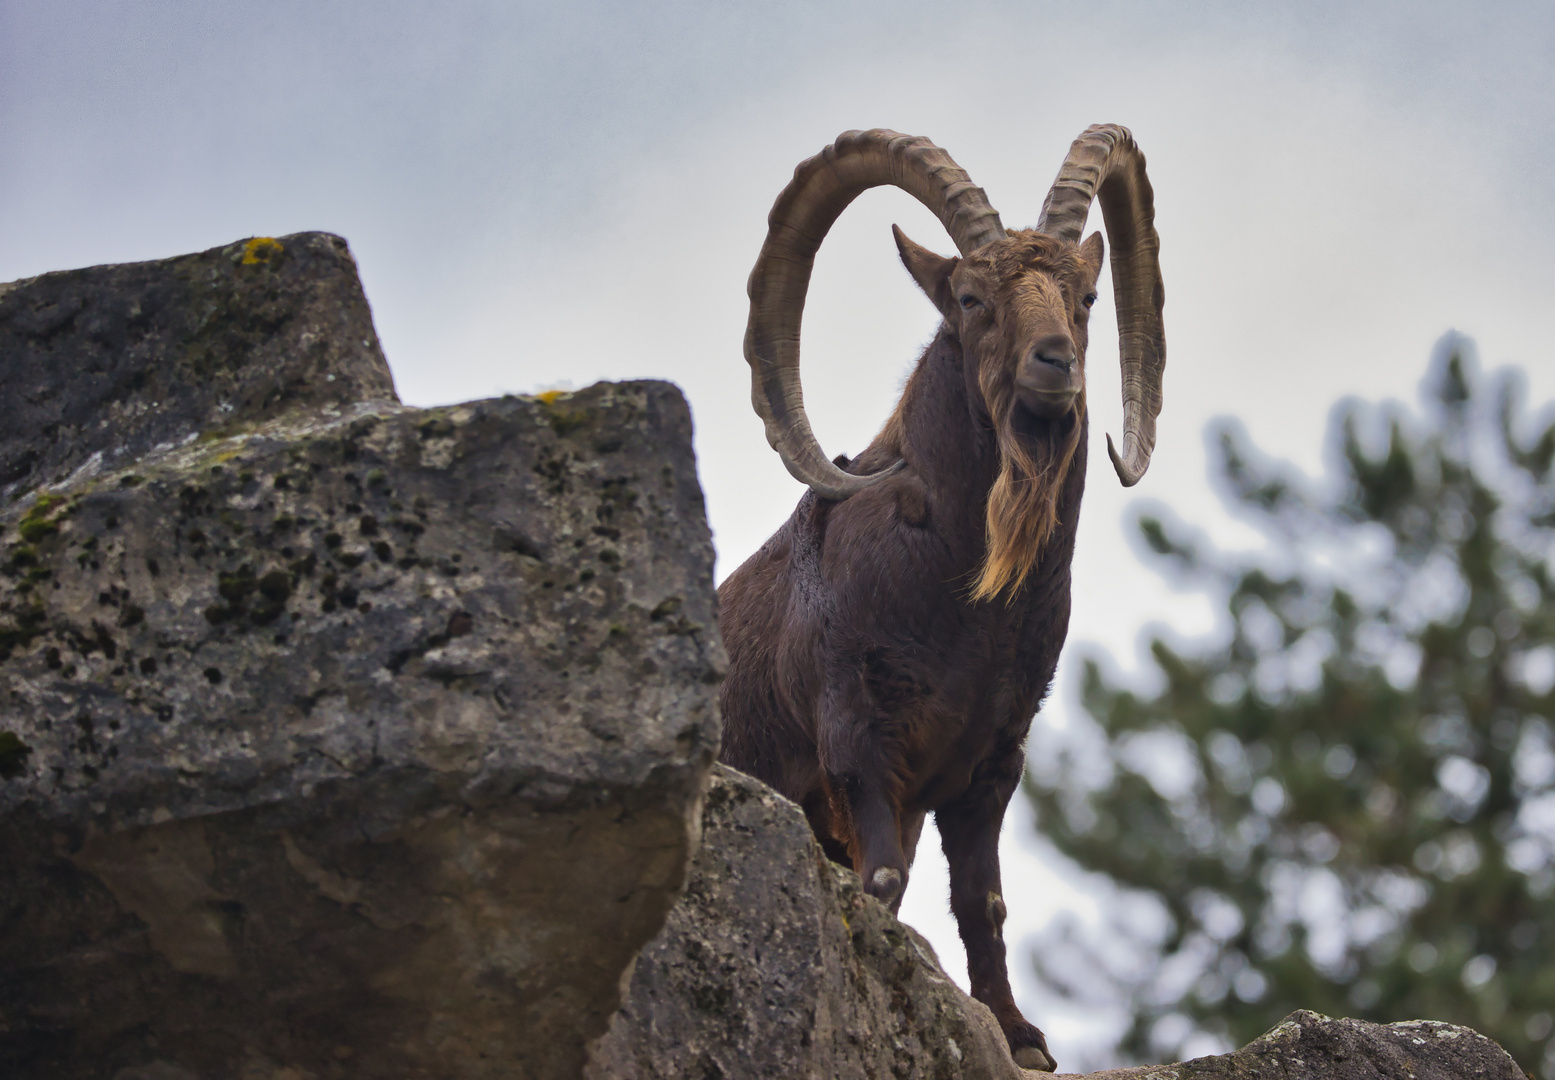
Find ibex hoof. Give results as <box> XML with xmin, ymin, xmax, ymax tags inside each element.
<box><xmin>868</xmin><ymin>866</ymin><xmax>903</xmax><ymax>906</ymax></box>
<box><xmin>1013</xmin><ymin>1045</ymin><xmax>1056</xmax><ymax>1072</ymax></box>
<box><xmin>1010</xmin><ymin>1022</ymin><xmax>1056</xmax><ymax>1072</ymax></box>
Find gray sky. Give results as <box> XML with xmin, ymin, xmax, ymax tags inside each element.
<box><xmin>5</xmin><ymin>0</ymin><xmax>1553</xmax><ymax>1064</ymax></box>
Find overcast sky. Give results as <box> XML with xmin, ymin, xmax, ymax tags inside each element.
<box><xmin>5</xmin><ymin>0</ymin><xmax>1553</xmax><ymax>1065</ymax></box>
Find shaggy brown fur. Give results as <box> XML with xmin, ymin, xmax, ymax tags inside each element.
<box><xmin>966</xmin><ymin>232</ymin><xmax>1093</xmax><ymax>600</ymax></box>
<box><xmin>718</xmin><ymin>225</ymin><xmax>1106</xmax><ymax>1071</ymax></box>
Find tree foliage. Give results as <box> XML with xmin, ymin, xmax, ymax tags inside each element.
<box><xmin>1025</xmin><ymin>340</ymin><xmax>1555</xmax><ymax>1076</ymax></box>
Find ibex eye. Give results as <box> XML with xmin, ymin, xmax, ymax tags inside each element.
<box><xmin>1082</xmin><ymin>293</ymin><xmax>1098</xmax><ymax>309</ymax></box>
<box><xmin>960</xmin><ymin>295</ymin><xmax>980</xmax><ymax>310</ymax></box>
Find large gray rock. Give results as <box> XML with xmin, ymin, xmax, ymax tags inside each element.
<box><xmin>0</xmin><ymin>237</ymin><xmax>722</xmax><ymax>1080</ymax></box>
<box><xmin>0</xmin><ymin>232</ymin><xmax>398</xmax><ymax>502</ymax></box>
<box><xmin>586</xmin><ymin>764</ymin><xmax>1028</xmax><ymax>1080</ymax></box>
<box><xmin>4</xmin><ymin>234</ymin><xmax>1520</xmax><ymax>1080</ymax></box>
<box><xmin>1065</xmin><ymin>1010</ymin><xmax>1526</xmax><ymax>1079</ymax></box>
<box><xmin>589</xmin><ymin>772</ymin><xmax>1527</xmax><ymax>1080</ymax></box>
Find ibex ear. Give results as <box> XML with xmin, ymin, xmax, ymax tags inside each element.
<box><xmin>893</xmin><ymin>225</ymin><xmax>960</xmax><ymax>324</ymax></box>
<box><xmin>1080</xmin><ymin>231</ymin><xmax>1106</xmax><ymax>287</ymax></box>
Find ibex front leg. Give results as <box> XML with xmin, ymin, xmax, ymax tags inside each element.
<box><xmin>818</xmin><ymin>686</ymin><xmax>910</xmax><ymax>909</ymax></box>
<box><xmin>937</xmin><ymin>754</ymin><xmax>1056</xmax><ymax>1072</ymax></box>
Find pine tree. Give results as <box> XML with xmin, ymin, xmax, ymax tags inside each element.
<box><xmin>1025</xmin><ymin>339</ymin><xmax>1555</xmax><ymax>1076</ymax></box>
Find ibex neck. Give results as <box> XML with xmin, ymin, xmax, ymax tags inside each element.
<box><xmin>886</xmin><ymin>324</ymin><xmax>1091</xmax><ymax>565</ymax></box>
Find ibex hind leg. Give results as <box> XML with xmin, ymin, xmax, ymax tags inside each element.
<box><xmin>937</xmin><ymin>778</ymin><xmax>1057</xmax><ymax>1072</ymax></box>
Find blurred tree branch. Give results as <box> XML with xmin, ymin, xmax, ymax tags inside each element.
<box><xmin>1027</xmin><ymin>336</ymin><xmax>1555</xmax><ymax>1075</ymax></box>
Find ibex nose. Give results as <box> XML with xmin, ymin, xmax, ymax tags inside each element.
<box><xmin>1031</xmin><ymin>333</ymin><xmax>1077</xmax><ymax>371</ymax></box>
<box><xmin>1016</xmin><ymin>332</ymin><xmax>1082</xmax><ymax>420</ymax></box>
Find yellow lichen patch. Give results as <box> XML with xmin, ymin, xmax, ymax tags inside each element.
<box><xmin>530</xmin><ymin>389</ymin><xmax>592</xmax><ymax>435</ymax></box>
<box><xmin>22</xmin><ymin>492</ymin><xmax>67</xmax><ymax>519</ymax></box>
<box><xmin>241</xmin><ymin>237</ymin><xmax>284</xmax><ymax>265</ymax></box>
<box><xmin>16</xmin><ymin>493</ymin><xmax>68</xmax><ymax>543</ymax></box>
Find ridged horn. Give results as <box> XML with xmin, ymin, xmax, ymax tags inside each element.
<box><xmin>746</xmin><ymin>129</ymin><xmax>1006</xmax><ymax>499</ymax></box>
<box><xmin>1037</xmin><ymin>124</ymin><xmax>1165</xmax><ymax>487</ymax></box>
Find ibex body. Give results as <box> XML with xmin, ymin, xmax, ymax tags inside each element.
<box><xmin>718</xmin><ymin>127</ymin><xmax>1167</xmax><ymax>1071</ymax></box>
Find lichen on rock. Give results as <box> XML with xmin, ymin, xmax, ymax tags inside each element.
<box><xmin>0</xmin><ymin>231</ymin><xmax>397</xmax><ymax>504</ymax></box>
<box><xmin>1063</xmin><ymin>1010</ymin><xmax>1525</xmax><ymax>1080</ymax></box>
<box><xmin>0</xmin><ymin>235</ymin><xmax>721</xmax><ymax>1080</ymax></box>
<box><xmin>587</xmin><ymin>764</ymin><xmax>1029</xmax><ymax>1080</ymax></box>
<box><xmin>0</xmin><ymin>233</ymin><xmax>1528</xmax><ymax>1080</ymax></box>
<box><xmin>592</xmin><ymin>775</ymin><xmax>1529</xmax><ymax>1080</ymax></box>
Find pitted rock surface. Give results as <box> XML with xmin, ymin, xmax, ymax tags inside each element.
<box><xmin>0</xmin><ymin>237</ymin><xmax>1524</xmax><ymax>1080</ymax></box>
<box><xmin>586</xmin><ymin>763</ymin><xmax>1028</xmax><ymax>1080</ymax></box>
<box><xmin>0</xmin><ymin>388</ymin><xmax>717</xmax><ymax>824</ymax></box>
<box><xmin>0</xmin><ymin>232</ymin><xmax>397</xmax><ymax>502</ymax></box>
<box><xmin>1061</xmin><ymin>1010</ymin><xmax>1526</xmax><ymax>1079</ymax></box>
<box><xmin>0</xmin><ymin>239</ymin><xmax>721</xmax><ymax>1080</ymax></box>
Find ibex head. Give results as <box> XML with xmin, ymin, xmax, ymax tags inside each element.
<box><xmin>893</xmin><ymin>225</ymin><xmax>1105</xmax><ymax>597</ymax></box>
<box><xmin>896</xmin><ymin>226</ymin><xmax>1102</xmax><ymax>422</ymax></box>
<box><xmin>745</xmin><ymin>126</ymin><xmax>1166</xmax><ymax>599</ymax></box>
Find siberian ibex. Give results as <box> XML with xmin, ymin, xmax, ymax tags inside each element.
<box><xmin>717</xmin><ymin>126</ymin><xmax>1166</xmax><ymax>1070</ymax></box>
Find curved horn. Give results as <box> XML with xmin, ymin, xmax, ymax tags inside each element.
<box><xmin>1037</xmin><ymin>124</ymin><xmax>1165</xmax><ymax>487</ymax></box>
<box><xmin>746</xmin><ymin>129</ymin><xmax>1006</xmax><ymax>499</ymax></box>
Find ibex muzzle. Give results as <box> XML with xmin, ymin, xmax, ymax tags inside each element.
<box><xmin>1017</xmin><ymin>332</ymin><xmax>1082</xmax><ymax>419</ymax></box>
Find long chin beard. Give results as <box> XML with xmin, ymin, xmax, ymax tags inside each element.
<box><xmin>1009</xmin><ymin>397</ymin><xmax>1067</xmax><ymax>442</ymax></box>
<box><xmin>968</xmin><ymin>396</ymin><xmax>1084</xmax><ymax>603</ymax></box>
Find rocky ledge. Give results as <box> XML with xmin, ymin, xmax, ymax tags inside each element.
<box><xmin>1067</xmin><ymin>1010</ymin><xmax>1525</xmax><ymax>1080</ymax></box>
<box><xmin>0</xmin><ymin>234</ymin><xmax>1527</xmax><ymax>1080</ymax></box>
<box><xmin>589</xmin><ymin>767</ymin><xmax>1528</xmax><ymax>1080</ymax></box>
<box><xmin>0</xmin><ymin>234</ymin><xmax>721</xmax><ymax>1080</ymax></box>
<box><xmin>588</xmin><ymin>764</ymin><xmax>1027</xmax><ymax>1080</ymax></box>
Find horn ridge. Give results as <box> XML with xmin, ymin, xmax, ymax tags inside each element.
<box><xmin>1038</xmin><ymin>124</ymin><xmax>1166</xmax><ymax>487</ymax></box>
<box><xmin>745</xmin><ymin>129</ymin><xmax>1006</xmax><ymax>499</ymax></box>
